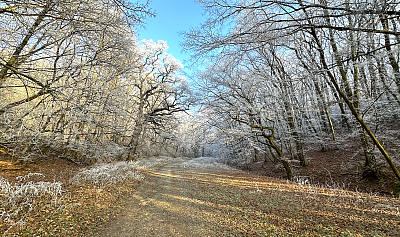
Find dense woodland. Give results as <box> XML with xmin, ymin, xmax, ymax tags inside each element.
<box><xmin>1</xmin><ymin>0</ymin><xmax>400</xmax><ymax>183</ymax></box>
<box><xmin>0</xmin><ymin>0</ymin><xmax>196</xmax><ymax>163</ymax></box>
<box><xmin>183</xmin><ymin>0</ymin><xmax>400</xmax><ymax>182</ymax></box>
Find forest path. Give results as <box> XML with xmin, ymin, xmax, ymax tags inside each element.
<box><xmin>94</xmin><ymin>158</ymin><xmax>400</xmax><ymax>237</ymax></box>
<box><xmin>95</xmin><ymin>158</ymin><xmax>220</xmax><ymax>236</ymax></box>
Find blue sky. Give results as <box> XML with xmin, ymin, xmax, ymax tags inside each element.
<box><xmin>138</xmin><ymin>0</ymin><xmax>205</xmax><ymax>66</ymax></box>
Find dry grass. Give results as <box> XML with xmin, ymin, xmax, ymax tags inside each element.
<box><xmin>180</xmin><ymin>167</ymin><xmax>400</xmax><ymax>236</ymax></box>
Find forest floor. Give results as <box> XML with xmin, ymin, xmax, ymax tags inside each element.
<box><xmin>0</xmin><ymin>147</ymin><xmax>400</xmax><ymax>236</ymax></box>
<box><xmin>1</xmin><ymin>154</ymin><xmax>400</xmax><ymax>236</ymax></box>
<box><xmin>244</xmin><ymin>138</ymin><xmax>400</xmax><ymax>197</ymax></box>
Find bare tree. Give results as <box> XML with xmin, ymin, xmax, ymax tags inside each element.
<box><xmin>184</xmin><ymin>0</ymin><xmax>400</xmax><ymax>180</ymax></box>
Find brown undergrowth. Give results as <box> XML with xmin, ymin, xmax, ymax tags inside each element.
<box><xmin>245</xmin><ymin>138</ymin><xmax>400</xmax><ymax>197</ymax></box>
<box><xmin>0</xmin><ymin>154</ymin><xmax>143</xmax><ymax>236</ymax></box>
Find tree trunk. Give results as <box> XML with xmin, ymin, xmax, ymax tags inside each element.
<box><xmin>310</xmin><ymin>28</ymin><xmax>400</xmax><ymax>181</ymax></box>
<box><xmin>267</xmin><ymin>136</ymin><xmax>293</xmax><ymax>181</ymax></box>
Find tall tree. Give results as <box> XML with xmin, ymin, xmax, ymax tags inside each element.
<box><xmin>184</xmin><ymin>0</ymin><xmax>400</xmax><ymax>180</ymax></box>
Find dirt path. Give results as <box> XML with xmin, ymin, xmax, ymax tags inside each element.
<box><xmin>94</xmin><ymin>158</ymin><xmax>400</xmax><ymax>237</ymax></box>
<box><xmin>96</xmin><ymin>160</ymin><xmax>220</xmax><ymax>236</ymax></box>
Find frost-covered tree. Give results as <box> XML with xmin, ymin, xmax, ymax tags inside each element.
<box><xmin>184</xmin><ymin>0</ymin><xmax>400</xmax><ymax>180</ymax></box>
<box><xmin>0</xmin><ymin>0</ymin><xmax>193</xmax><ymax>163</ymax></box>
<box><xmin>0</xmin><ymin>0</ymin><xmax>154</xmax><ymax>161</ymax></box>
<box><xmin>193</xmin><ymin>56</ymin><xmax>296</xmax><ymax>179</ymax></box>
<box><xmin>122</xmin><ymin>40</ymin><xmax>192</xmax><ymax>160</ymax></box>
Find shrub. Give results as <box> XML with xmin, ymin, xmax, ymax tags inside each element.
<box><xmin>182</xmin><ymin>157</ymin><xmax>233</xmax><ymax>169</ymax></box>
<box><xmin>0</xmin><ymin>173</ymin><xmax>63</xmax><ymax>234</ymax></box>
<box><xmin>129</xmin><ymin>156</ymin><xmax>187</xmax><ymax>169</ymax></box>
<box><xmin>70</xmin><ymin>161</ymin><xmax>145</xmax><ymax>186</ymax></box>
